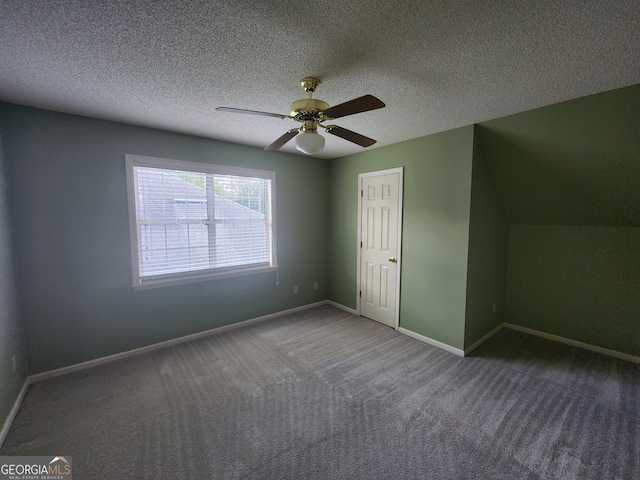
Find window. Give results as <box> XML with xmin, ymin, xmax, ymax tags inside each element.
<box><xmin>125</xmin><ymin>154</ymin><xmax>277</xmax><ymax>290</ymax></box>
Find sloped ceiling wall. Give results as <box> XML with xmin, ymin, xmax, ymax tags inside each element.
<box><xmin>475</xmin><ymin>85</ymin><xmax>639</xmax><ymax>226</ymax></box>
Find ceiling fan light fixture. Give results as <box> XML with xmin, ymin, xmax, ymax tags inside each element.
<box><xmin>295</xmin><ymin>131</ymin><xmax>325</xmax><ymax>155</ymax></box>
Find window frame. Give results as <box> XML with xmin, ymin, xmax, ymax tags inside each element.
<box><xmin>125</xmin><ymin>154</ymin><xmax>277</xmax><ymax>290</ymax></box>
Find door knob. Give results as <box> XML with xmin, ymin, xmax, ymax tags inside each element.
<box><xmin>389</xmin><ymin>257</ymin><xmax>397</xmax><ymax>263</ymax></box>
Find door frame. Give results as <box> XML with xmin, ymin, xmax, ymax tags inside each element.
<box><xmin>356</xmin><ymin>167</ymin><xmax>404</xmax><ymax>330</ymax></box>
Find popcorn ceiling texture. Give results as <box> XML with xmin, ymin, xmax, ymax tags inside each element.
<box><xmin>0</xmin><ymin>0</ymin><xmax>638</xmax><ymax>158</ymax></box>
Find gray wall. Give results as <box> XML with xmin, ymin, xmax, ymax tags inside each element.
<box><xmin>0</xmin><ymin>114</ymin><xmax>27</xmax><ymax>426</ymax></box>
<box><xmin>1</xmin><ymin>103</ymin><xmax>329</xmax><ymax>374</ymax></box>
<box><xmin>464</xmin><ymin>132</ymin><xmax>510</xmax><ymax>349</ymax></box>
<box><xmin>505</xmin><ymin>225</ymin><xmax>640</xmax><ymax>356</ymax></box>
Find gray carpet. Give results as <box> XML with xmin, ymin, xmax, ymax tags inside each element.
<box><xmin>2</xmin><ymin>305</ymin><xmax>639</xmax><ymax>479</ymax></box>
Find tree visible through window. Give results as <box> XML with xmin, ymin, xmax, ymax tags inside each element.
<box><xmin>126</xmin><ymin>155</ymin><xmax>276</xmax><ymax>289</ymax></box>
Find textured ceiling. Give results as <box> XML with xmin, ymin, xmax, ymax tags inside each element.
<box><xmin>0</xmin><ymin>0</ymin><xmax>638</xmax><ymax>159</ymax></box>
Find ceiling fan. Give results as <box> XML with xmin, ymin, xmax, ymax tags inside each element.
<box><xmin>216</xmin><ymin>77</ymin><xmax>385</xmax><ymax>155</ymax></box>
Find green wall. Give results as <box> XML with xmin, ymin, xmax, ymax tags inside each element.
<box><xmin>476</xmin><ymin>86</ymin><xmax>640</xmax><ymax>357</ymax></box>
<box><xmin>464</xmin><ymin>133</ymin><xmax>509</xmax><ymax>349</ymax></box>
<box><xmin>0</xmin><ymin>116</ymin><xmax>27</xmax><ymax>427</ymax></box>
<box><xmin>1</xmin><ymin>103</ymin><xmax>329</xmax><ymax>374</ymax></box>
<box><xmin>476</xmin><ymin>85</ymin><xmax>640</xmax><ymax>226</ymax></box>
<box><xmin>328</xmin><ymin>126</ymin><xmax>474</xmax><ymax>350</ymax></box>
<box><xmin>505</xmin><ymin>225</ymin><xmax>640</xmax><ymax>356</ymax></box>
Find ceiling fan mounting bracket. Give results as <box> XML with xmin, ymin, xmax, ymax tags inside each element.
<box><xmin>300</xmin><ymin>77</ymin><xmax>321</xmax><ymax>93</ymax></box>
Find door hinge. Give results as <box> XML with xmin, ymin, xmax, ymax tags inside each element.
<box><xmin>360</xmin><ymin>241</ymin><xmax>362</xmax><ymax>248</ymax></box>
<box><xmin>359</xmin><ymin>291</ymin><xmax>362</xmax><ymax>298</ymax></box>
<box><xmin>361</xmin><ymin>190</ymin><xmax>363</xmax><ymax>197</ymax></box>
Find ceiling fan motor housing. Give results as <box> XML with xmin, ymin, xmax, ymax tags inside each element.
<box><xmin>290</xmin><ymin>98</ymin><xmax>329</xmax><ymax>121</ymax></box>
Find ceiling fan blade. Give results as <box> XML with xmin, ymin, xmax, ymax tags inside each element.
<box><xmin>216</xmin><ymin>107</ymin><xmax>293</xmax><ymax>120</ymax></box>
<box><xmin>324</xmin><ymin>125</ymin><xmax>377</xmax><ymax>147</ymax></box>
<box><xmin>265</xmin><ymin>129</ymin><xmax>300</xmax><ymax>150</ymax></box>
<box><xmin>322</xmin><ymin>95</ymin><xmax>385</xmax><ymax>119</ymax></box>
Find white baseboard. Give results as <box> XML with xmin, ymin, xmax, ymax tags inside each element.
<box><xmin>2</xmin><ymin>301</ymin><xmax>332</xmax><ymax>448</ymax></box>
<box><xmin>7</xmin><ymin>303</ymin><xmax>636</xmax><ymax>448</ymax></box>
<box><xmin>396</xmin><ymin>322</ymin><xmax>640</xmax><ymax>364</ymax></box>
<box><xmin>29</xmin><ymin>301</ymin><xmax>329</xmax><ymax>384</ymax></box>
<box><xmin>464</xmin><ymin>323</ymin><xmax>504</xmax><ymax>356</ymax></box>
<box><xmin>398</xmin><ymin>327</ymin><xmax>465</xmax><ymax>357</ymax></box>
<box><xmin>463</xmin><ymin>322</ymin><xmax>640</xmax><ymax>363</ymax></box>
<box><xmin>326</xmin><ymin>300</ymin><xmax>358</xmax><ymax>316</ymax></box>
<box><xmin>503</xmin><ymin>323</ymin><xmax>640</xmax><ymax>364</ymax></box>
<box><xmin>0</xmin><ymin>378</ymin><xmax>30</xmax><ymax>448</ymax></box>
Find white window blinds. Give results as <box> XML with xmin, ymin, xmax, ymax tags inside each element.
<box><xmin>126</xmin><ymin>155</ymin><xmax>276</xmax><ymax>289</ymax></box>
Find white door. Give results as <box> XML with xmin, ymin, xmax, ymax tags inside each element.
<box><xmin>359</xmin><ymin>169</ymin><xmax>402</xmax><ymax>329</ymax></box>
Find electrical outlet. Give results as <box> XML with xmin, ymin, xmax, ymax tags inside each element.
<box><xmin>314</xmin><ymin>282</ymin><xmax>318</xmax><ymax>290</ymax></box>
<box><xmin>492</xmin><ymin>303</ymin><xmax>497</xmax><ymax>313</ymax></box>
<box><xmin>293</xmin><ymin>286</ymin><xmax>298</xmax><ymax>294</ymax></box>
<box><xmin>12</xmin><ymin>355</ymin><xmax>17</xmax><ymax>373</ymax></box>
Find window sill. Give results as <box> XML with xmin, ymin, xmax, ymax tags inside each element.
<box><xmin>132</xmin><ymin>265</ymin><xmax>278</xmax><ymax>291</ymax></box>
